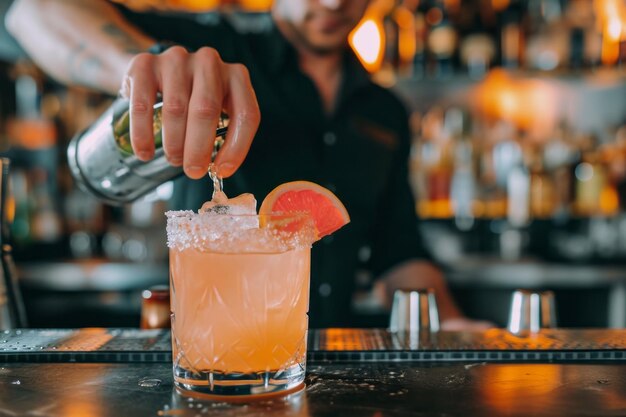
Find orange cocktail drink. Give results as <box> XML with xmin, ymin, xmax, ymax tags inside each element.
<box><xmin>166</xmin><ymin>211</ymin><xmax>314</xmax><ymax>398</ymax></box>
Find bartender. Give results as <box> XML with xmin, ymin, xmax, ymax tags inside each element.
<box><xmin>7</xmin><ymin>0</ymin><xmax>491</xmax><ymax>329</ymax></box>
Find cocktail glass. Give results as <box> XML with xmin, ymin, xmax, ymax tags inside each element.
<box><xmin>166</xmin><ymin>211</ymin><xmax>314</xmax><ymax>399</ymax></box>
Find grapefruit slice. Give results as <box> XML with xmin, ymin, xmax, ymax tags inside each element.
<box><xmin>259</xmin><ymin>181</ymin><xmax>350</xmax><ymax>239</ymax></box>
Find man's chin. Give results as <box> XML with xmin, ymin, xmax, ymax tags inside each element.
<box><xmin>305</xmin><ymin>36</ymin><xmax>348</xmax><ymax>55</ymax></box>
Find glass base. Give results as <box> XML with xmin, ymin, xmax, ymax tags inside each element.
<box><xmin>174</xmin><ymin>362</ymin><xmax>305</xmax><ymax>399</ymax></box>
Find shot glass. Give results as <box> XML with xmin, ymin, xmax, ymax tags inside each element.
<box><xmin>507</xmin><ymin>289</ymin><xmax>557</xmax><ymax>335</ymax></box>
<box><xmin>389</xmin><ymin>288</ymin><xmax>440</xmax><ymax>333</ymax></box>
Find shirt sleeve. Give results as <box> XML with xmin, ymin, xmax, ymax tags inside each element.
<box><xmin>369</xmin><ymin>104</ymin><xmax>432</xmax><ymax>279</ymax></box>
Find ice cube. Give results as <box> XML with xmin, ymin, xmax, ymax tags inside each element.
<box><xmin>199</xmin><ymin>193</ymin><xmax>257</xmax><ymax>215</ymax></box>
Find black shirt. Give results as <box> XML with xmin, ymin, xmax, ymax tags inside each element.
<box><xmin>117</xmin><ymin>8</ymin><xmax>430</xmax><ymax>327</ymax></box>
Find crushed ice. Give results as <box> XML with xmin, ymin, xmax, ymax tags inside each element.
<box><xmin>166</xmin><ymin>192</ymin><xmax>315</xmax><ymax>253</ymax></box>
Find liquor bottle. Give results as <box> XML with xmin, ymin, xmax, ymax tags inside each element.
<box><xmin>381</xmin><ymin>2</ymin><xmax>401</xmax><ymax>73</ymax></box>
<box><xmin>543</xmin><ymin>123</ymin><xmax>575</xmax><ymax>219</ymax></box>
<box><xmin>573</xmin><ymin>138</ymin><xmax>606</xmax><ymax>217</ymax></box>
<box><xmin>140</xmin><ymin>285</ymin><xmax>170</xmax><ymax>329</ymax></box>
<box><xmin>507</xmin><ymin>161</ymin><xmax>530</xmax><ymax>227</ymax></box>
<box><xmin>394</xmin><ymin>0</ymin><xmax>419</xmax><ymax>77</ymax></box>
<box><xmin>449</xmin><ymin>108</ymin><xmax>476</xmax><ymax>230</ymax></box>
<box><xmin>29</xmin><ymin>168</ymin><xmax>63</xmax><ymax>243</ymax></box>
<box><xmin>426</xmin><ymin>0</ymin><xmax>458</xmax><ymax>78</ymax></box>
<box><xmin>0</xmin><ymin>158</ymin><xmax>28</xmax><ymax>329</ymax></box>
<box><xmin>424</xmin><ymin>107</ymin><xmax>454</xmax><ymax>218</ymax></box>
<box><xmin>411</xmin><ymin>1</ymin><xmax>427</xmax><ymax>78</ymax></box>
<box><xmin>529</xmin><ymin>154</ymin><xmax>555</xmax><ymax>219</ymax></box>
<box><xmin>499</xmin><ymin>0</ymin><xmax>525</xmax><ymax>68</ymax></box>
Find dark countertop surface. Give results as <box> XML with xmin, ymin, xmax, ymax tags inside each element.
<box><xmin>1</xmin><ymin>361</ymin><xmax>625</xmax><ymax>417</ymax></box>
<box><xmin>1</xmin><ymin>328</ymin><xmax>625</xmax><ymax>416</ymax></box>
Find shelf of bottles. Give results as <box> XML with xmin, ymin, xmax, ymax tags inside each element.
<box><xmin>353</xmin><ymin>0</ymin><xmax>626</xmax><ymax>80</ymax></box>
<box><xmin>360</xmin><ymin>0</ymin><xmax>626</xmax><ymax>263</ymax></box>
<box><xmin>1</xmin><ymin>0</ymin><xmax>626</xmax><ymax>265</ymax></box>
<box><xmin>0</xmin><ymin>61</ymin><xmax>170</xmax><ymax>264</ymax></box>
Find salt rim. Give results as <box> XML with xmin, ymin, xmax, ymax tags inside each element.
<box><xmin>165</xmin><ymin>210</ymin><xmax>316</xmax><ymax>253</ymax></box>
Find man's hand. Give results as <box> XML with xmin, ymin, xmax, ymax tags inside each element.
<box><xmin>120</xmin><ymin>46</ymin><xmax>260</xmax><ymax>179</ymax></box>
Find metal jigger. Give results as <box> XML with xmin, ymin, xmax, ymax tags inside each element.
<box><xmin>389</xmin><ymin>288</ymin><xmax>440</xmax><ymax>333</ymax></box>
<box><xmin>507</xmin><ymin>289</ymin><xmax>557</xmax><ymax>335</ymax></box>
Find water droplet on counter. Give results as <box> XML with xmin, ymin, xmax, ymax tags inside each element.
<box><xmin>138</xmin><ymin>377</ymin><xmax>162</xmax><ymax>388</ymax></box>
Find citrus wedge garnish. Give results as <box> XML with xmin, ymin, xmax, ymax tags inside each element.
<box><xmin>259</xmin><ymin>181</ymin><xmax>350</xmax><ymax>240</ymax></box>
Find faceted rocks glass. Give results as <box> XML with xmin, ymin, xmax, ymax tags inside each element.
<box><xmin>166</xmin><ymin>211</ymin><xmax>314</xmax><ymax>399</ymax></box>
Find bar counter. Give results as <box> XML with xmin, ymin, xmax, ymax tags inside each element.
<box><xmin>1</xmin><ymin>328</ymin><xmax>626</xmax><ymax>417</ymax></box>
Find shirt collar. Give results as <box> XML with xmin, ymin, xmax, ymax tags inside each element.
<box><xmin>338</xmin><ymin>48</ymin><xmax>371</xmax><ymax>104</ymax></box>
<box><xmin>267</xmin><ymin>21</ymin><xmax>372</xmax><ymax>98</ymax></box>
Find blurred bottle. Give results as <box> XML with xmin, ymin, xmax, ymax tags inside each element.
<box><xmin>9</xmin><ymin>168</ymin><xmax>30</xmax><ymax>245</ymax></box>
<box><xmin>507</xmin><ymin>159</ymin><xmax>530</xmax><ymax>227</ymax></box>
<box><xmin>140</xmin><ymin>285</ymin><xmax>170</xmax><ymax>329</ymax></box>
<box><xmin>418</xmin><ymin>107</ymin><xmax>454</xmax><ymax>218</ymax></box>
<box><xmin>411</xmin><ymin>0</ymin><xmax>428</xmax><ymax>78</ymax></box>
<box><xmin>29</xmin><ymin>168</ymin><xmax>63</xmax><ymax>243</ymax></box>
<box><xmin>488</xmin><ymin>123</ymin><xmax>521</xmax><ymax>219</ymax></box>
<box><xmin>394</xmin><ymin>0</ymin><xmax>419</xmax><ymax>77</ymax></box>
<box><xmin>5</xmin><ymin>70</ymin><xmax>62</xmax><ymax>249</ymax></box>
<box><xmin>574</xmin><ymin>147</ymin><xmax>607</xmax><ymax>217</ymax></box>
<box><xmin>426</xmin><ymin>0</ymin><xmax>458</xmax><ymax>78</ymax></box>
<box><xmin>525</xmin><ymin>0</ymin><xmax>571</xmax><ymax>71</ymax></box>
<box><xmin>544</xmin><ymin>122</ymin><xmax>577</xmax><ymax>219</ymax></box>
<box><xmin>460</xmin><ymin>33</ymin><xmax>496</xmax><ymax>79</ymax></box>
<box><xmin>0</xmin><ymin>158</ymin><xmax>27</xmax><ymax>329</ymax></box>
<box><xmin>499</xmin><ymin>0</ymin><xmax>524</xmax><ymax>68</ymax></box>
<box><xmin>383</xmin><ymin>3</ymin><xmax>401</xmax><ymax>71</ymax></box>
<box><xmin>529</xmin><ymin>152</ymin><xmax>555</xmax><ymax>219</ymax></box>
<box><xmin>448</xmin><ymin>108</ymin><xmax>476</xmax><ymax>230</ymax></box>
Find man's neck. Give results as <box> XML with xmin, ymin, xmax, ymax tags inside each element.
<box><xmin>275</xmin><ymin>20</ymin><xmax>344</xmax><ymax>114</ymax></box>
<box><xmin>298</xmin><ymin>48</ymin><xmax>343</xmax><ymax>109</ymax></box>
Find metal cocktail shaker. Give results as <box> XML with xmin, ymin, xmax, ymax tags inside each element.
<box><xmin>67</xmin><ymin>99</ymin><xmax>228</xmax><ymax>205</ymax></box>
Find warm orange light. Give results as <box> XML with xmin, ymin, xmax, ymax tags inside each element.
<box><xmin>394</xmin><ymin>6</ymin><xmax>417</xmax><ymax>64</ymax></box>
<box><xmin>474</xmin><ymin>69</ymin><xmax>558</xmax><ymax>137</ymax></box>
<box><xmin>237</xmin><ymin>0</ymin><xmax>273</xmax><ymax>11</ymax></box>
<box><xmin>607</xmin><ymin>18</ymin><xmax>623</xmax><ymax>41</ymax></box>
<box><xmin>491</xmin><ymin>0</ymin><xmax>510</xmax><ymax>11</ymax></box>
<box><xmin>426</xmin><ymin>7</ymin><xmax>443</xmax><ymax>26</ymax></box>
<box><xmin>599</xmin><ymin>185</ymin><xmax>620</xmax><ymax>216</ymax></box>
<box><xmin>112</xmin><ymin>0</ymin><xmax>220</xmax><ymax>11</ymax></box>
<box><xmin>444</xmin><ymin>0</ymin><xmax>461</xmax><ymax>12</ymax></box>
<box><xmin>113</xmin><ymin>0</ymin><xmax>274</xmax><ymax>11</ymax></box>
<box><xmin>480</xmin><ymin>365</ymin><xmax>564</xmax><ymax>414</ymax></box>
<box><xmin>594</xmin><ymin>0</ymin><xmax>626</xmax><ymax>65</ymax></box>
<box><xmin>349</xmin><ymin>16</ymin><xmax>385</xmax><ymax>72</ymax></box>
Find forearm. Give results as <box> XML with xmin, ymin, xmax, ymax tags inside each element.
<box><xmin>6</xmin><ymin>0</ymin><xmax>154</xmax><ymax>94</ymax></box>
